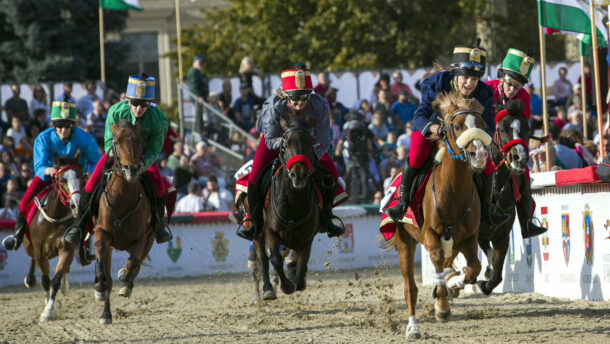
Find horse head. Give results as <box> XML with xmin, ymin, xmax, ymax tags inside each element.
<box><xmin>494</xmin><ymin>99</ymin><xmax>530</xmax><ymax>174</ymax></box>
<box><xmin>53</xmin><ymin>150</ymin><xmax>83</xmax><ymax>217</ymax></box>
<box><xmin>110</xmin><ymin>120</ymin><xmax>143</xmax><ymax>183</ymax></box>
<box><xmin>433</xmin><ymin>92</ymin><xmax>492</xmax><ymax>170</ymax></box>
<box><xmin>280</xmin><ymin>116</ymin><xmax>315</xmax><ymax>190</ymax></box>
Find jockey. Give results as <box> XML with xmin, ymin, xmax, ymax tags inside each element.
<box><xmin>484</xmin><ymin>48</ymin><xmax>546</xmax><ymax>238</ymax></box>
<box><xmin>236</xmin><ymin>63</ymin><xmax>345</xmax><ymax>241</ymax></box>
<box><xmin>63</xmin><ymin>73</ymin><xmax>173</xmax><ymax>246</ymax></box>
<box><xmin>385</xmin><ymin>39</ymin><xmax>510</xmax><ymax>228</ymax></box>
<box><xmin>2</xmin><ymin>99</ymin><xmax>101</xmax><ymax>258</ymax></box>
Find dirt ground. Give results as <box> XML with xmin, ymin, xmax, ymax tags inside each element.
<box><xmin>0</xmin><ymin>264</ymin><xmax>608</xmax><ymax>344</ymax></box>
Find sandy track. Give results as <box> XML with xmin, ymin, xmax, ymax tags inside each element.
<box><xmin>1</xmin><ymin>265</ymin><xmax>608</xmax><ymax>344</ymax></box>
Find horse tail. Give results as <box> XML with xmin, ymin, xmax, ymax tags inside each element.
<box><xmin>375</xmin><ymin>233</ymin><xmax>397</xmax><ymax>252</ymax></box>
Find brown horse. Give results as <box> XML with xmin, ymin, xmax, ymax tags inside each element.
<box><xmin>385</xmin><ymin>93</ymin><xmax>491</xmax><ymax>339</ymax></box>
<box><xmin>23</xmin><ymin>152</ymin><xmax>83</xmax><ymax>322</ymax></box>
<box><xmin>93</xmin><ymin>120</ymin><xmax>154</xmax><ymax>325</ymax></box>
<box><xmin>249</xmin><ymin>116</ymin><xmax>320</xmax><ymax>300</ymax></box>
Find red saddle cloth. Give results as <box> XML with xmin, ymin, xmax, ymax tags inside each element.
<box><xmin>23</xmin><ymin>185</ymin><xmax>53</xmax><ymax>242</ymax></box>
<box><xmin>378</xmin><ymin>167</ymin><xmax>433</xmax><ymax>241</ymax></box>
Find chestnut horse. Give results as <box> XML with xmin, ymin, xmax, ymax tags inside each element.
<box><xmin>249</xmin><ymin>116</ymin><xmax>320</xmax><ymax>300</ymax></box>
<box><xmin>385</xmin><ymin>93</ymin><xmax>492</xmax><ymax>339</ymax></box>
<box><xmin>93</xmin><ymin>120</ymin><xmax>154</xmax><ymax>325</ymax></box>
<box><xmin>477</xmin><ymin>99</ymin><xmax>531</xmax><ymax>295</ymax></box>
<box><xmin>23</xmin><ymin>153</ymin><xmax>83</xmax><ymax>322</ymax></box>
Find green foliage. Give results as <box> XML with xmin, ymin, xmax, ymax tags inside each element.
<box><xmin>172</xmin><ymin>0</ymin><xmax>569</xmax><ymax>77</ymax></box>
<box><xmin>0</xmin><ymin>0</ymin><xmax>128</xmax><ymax>90</ymax></box>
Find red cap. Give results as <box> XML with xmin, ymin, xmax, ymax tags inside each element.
<box><xmin>495</xmin><ymin>109</ymin><xmax>510</xmax><ymax>125</ymax></box>
<box><xmin>281</xmin><ymin>69</ymin><xmax>313</xmax><ymax>93</ymax></box>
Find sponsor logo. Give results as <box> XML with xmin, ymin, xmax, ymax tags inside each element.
<box><xmin>340</xmin><ymin>223</ymin><xmax>354</xmax><ymax>254</ymax></box>
<box><xmin>541</xmin><ymin>207</ymin><xmax>549</xmax><ymax>262</ymax></box>
<box><xmin>167</xmin><ymin>237</ymin><xmax>182</xmax><ymax>263</ymax></box>
<box><xmin>0</xmin><ymin>247</ymin><xmax>7</xmax><ymax>270</ymax></box>
<box><xmin>562</xmin><ymin>212</ymin><xmax>570</xmax><ymax>266</ymax></box>
<box><xmin>525</xmin><ymin>238</ymin><xmax>532</xmax><ymax>267</ymax></box>
<box><xmin>582</xmin><ymin>204</ymin><xmax>593</xmax><ymax>265</ymax></box>
<box><xmin>212</xmin><ymin>232</ymin><xmax>229</xmax><ymax>262</ymax></box>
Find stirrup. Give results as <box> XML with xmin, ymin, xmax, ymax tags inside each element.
<box><xmin>236</xmin><ymin>219</ymin><xmax>257</xmax><ymax>240</ymax></box>
<box><xmin>326</xmin><ymin>215</ymin><xmax>346</xmax><ymax>238</ymax></box>
<box><xmin>2</xmin><ymin>235</ymin><xmax>18</xmax><ymax>251</ymax></box>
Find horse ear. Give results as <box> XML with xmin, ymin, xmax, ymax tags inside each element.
<box><xmin>110</xmin><ymin>123</ymin><xmax>118</xmax><ymax>135</ymax></box>
<box><xmin>280</xmin><ymin>118</ymin><xmax>288</xmax><ymax>131</ymax></box>
<box><xmin>74</xmin><ymin>149</ymin><xmax>81</xmax><ymax>161</ymax></box>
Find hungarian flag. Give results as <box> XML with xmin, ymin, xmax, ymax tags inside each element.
<box><xmin>100</xmin><ymin>0</ymin><xmax>142</xmax><ymax>11</ymax></box>
<box><xmin>538</xmin><ymin>0</ymin><xmax>608</xmax><ymax>47</ymax></box>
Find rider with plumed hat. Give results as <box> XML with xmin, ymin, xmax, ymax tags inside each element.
<box><xmin>63</xmin><ymin>73</ymin><xmax>173</xmax><ymax>247</ymax></box>
<box><xmin>385</xmin><ymin>39</ymin><xmax>510</xmax><ymax>228</ymax></box>
<box><xmin>236</xmin><ymin>63</ymin><xmax>344</xmax><ymax>241</ymax></box>
<box><xmin>2</xmin><ymin>98</ymin><xmax>101</xmax><ymax>261</ymax></box>
<box><xmin>483</xmin><ymin>48</ymin><xmax>546</xmax><ymax>238</ymax></box>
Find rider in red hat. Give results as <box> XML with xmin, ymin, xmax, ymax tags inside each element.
<box><xmin>236</xmin><ymin>63</ymin><xmax>344</xmax><ymax>241</ymax></box>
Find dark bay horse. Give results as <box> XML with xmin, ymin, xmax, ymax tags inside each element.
<box><xmin>477</xmin><ymin>99</ymin><xmax>531</xmax><ymax>295</ymax></box>
<box><xmin>249</xmin><ymin>116</ymin><xmax>320</xmax><ymax>300</ymax></box>
<box><xmin>384</xmin><ymin>93</ymin><xmax>492</xmax><ymax>339</ymax></box>
<box><xmin>23</xmin><ymin>152</ymin><xmax>83</xmax><ymax>322</ymax></box>
<box><xmin>93</xmin><ymin>120</ymin><xmax>154</xmax><ymax>325</ymax></box>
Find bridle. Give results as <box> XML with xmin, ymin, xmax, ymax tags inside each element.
<box><xmin>53</xmin><ymin>164</ymin><xmax>81</xmax><ymax>206</ymax></box>
<box><xmin>443</xmin><ymin>109</ymin><xmax>484</xmax><ymax>163</ymax></box>
<box><xmin>279</xmin><ymin>126</ymin><xmax>317</xmax><ymax>179</ymax></box>
<box><xmin>492</xmin><ymin>117</ymin><xmax>530</xmax><ymax>172</ymax></box>
<box><xmin>110</xmin><ymin>138</ymin><xmax>141</xmax><ymax>176</ymax></box>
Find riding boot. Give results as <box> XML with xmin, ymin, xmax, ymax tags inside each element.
<box><xmin>474</xmin><ymin>172</ymin><xmax>511</xmax><ymax>227</ymax></box>
<box><xmin>154</xmin><ymin>194</ymin><xmax>173</xmax><ymax>244</ymax></box>
<box><xmin>384</xmin><ymin>159</ymin><xmax>418</xmax><ymax>222</ymax></box>
<box><xmin>320</xmin><ymin>177</ymin><xmax>345</xmax><ymax>238</ymax></box>
<box><xmin>2</xmin><ymin>210</ymin><xmax>27</xmax><ymax>250</ymax></box>
<box><xmin>237</xmin><ymin>182</ymin><xmax>261</xmax><ymax>241</ymax></box>
<box><xmin>63</xmin><ymin>189</ymin><xmax>92</xmax><ymax>246</ymax></box>
<box><xmin>78</xmin><ymin>235</ymin><xmax>96</xmax><ymax>266</ymax></box>
<box><xmin>517</xmin><ymin>179</ymin><xmax>547</xmax><ymax>239</ymax></box>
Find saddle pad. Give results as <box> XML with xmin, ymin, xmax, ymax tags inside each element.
<box><xmin>24</xmin><ymin>185</ymin><xmax>53</xmax><ymax>242</ymax></box>
<box><xmin>378</xmin><ymin>165</ymin><xmax>433</xmax><ymax>241</ymax></box>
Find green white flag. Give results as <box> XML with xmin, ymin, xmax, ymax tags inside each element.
<box><xmin>100</xmin><ymin>0</ymin><xmax>142</xmax><ymax>11</ymax></box>
<box><xmin>538</xmin><ymin>0</ymin><xmax>607</xmax><ymax>47</ymax></box>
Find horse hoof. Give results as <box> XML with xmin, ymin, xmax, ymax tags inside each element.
<box><xmin>99</xmin><ymin>317</ymin><xmax>112</xmax><ymax>325</ymax></box>
<box><xmin>118</xmin><ymin>286</ymin><xmax>132</xmax><ymax>298</ymax></box>
<box><xmin>95</xmin><ymin>290</ymin><xmax>108</xmax><ymax>302</ymax></box>
<box><xmin>262</xmin><ymin>290</ymin><xmax>277</xmax><ymax>300</ymax></box>
<box><xmin>40</xmin><ymin>311</ymin><xmax>54</xmax><ymax>322</ymax></box>
<box><xmin>477</xmin><ymin>280</ymin><xmax>492</xmax><ymax>296</ymax></box>
<box><xmin>296</xmin><ymin>280</ymin><xmax>306</xmax><ymax>292</ymax></box>
<box><xmin>24</xmin><ymin>276</ymin><xmax>36</xmax><ymax>289</ymax></box>
<box><xmin>117</xmin><ymin>268</ymin><xmax>127</xmax><ymax>282</ymax></box>
<box><xmin>406</xmin><ymin>325</ymin><xmax>421</xmax><ymax>340</ymax></box>
<box><xmin>434</xmin><ymin>303</ymin><xmax>451</xmax><ymax>323</ymax></box>
<box><xmin>280</xmin><ymin>280</ymin><xmax>296</xmax><ymax>295</ymax></box>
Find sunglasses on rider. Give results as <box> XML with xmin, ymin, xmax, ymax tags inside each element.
<box><xmin>288</xmin><ymin>94</ymin><xmax>310</xmax><ymax>102</ymax></box>
<box><xmin>129</xmin><ymin>99</ymin><xmax>151</xmax><ymax>108</ymax></box>
<box><xmin>53</xmin><ymin>121</ymin><xmax>73</xmax><ymax>129</ymax></box>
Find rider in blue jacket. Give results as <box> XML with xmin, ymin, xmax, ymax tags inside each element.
<box><xmin>2</xmin><ymin>99</ymin><xmax>100</xmax><ymax>264</ymax></box>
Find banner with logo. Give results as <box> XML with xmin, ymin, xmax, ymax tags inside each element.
<box><xmin>422</xmin><ymin>183</ymin><xmax>610</xmax><ymax>301</ymax></box>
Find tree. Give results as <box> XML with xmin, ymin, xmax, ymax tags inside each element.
<box><xmin>173</xmin><ymin>0</ymin><xmax>567</xmax><ymax>77</ymax></box>
<box><xmin>0</xmin><ymin>0</ymin><xmax>128</xmax><ymax>91</ymax></box>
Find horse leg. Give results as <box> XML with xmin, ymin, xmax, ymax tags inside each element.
<box><xmin>40</xmin><ymin>248</ymin><xmax>74</xmax><ymax>322</ymax></box>
<box><xmin>100</xmin><ymin>244</ymin><xmax>113</xmax><ymax>325</ymax></box>
<box><xmin>94</xmin><ymin>229</ymin><xmax>113</xmax><ymax>324</ymax></box>
<box><xmin>119</xmin><ymin>234</ymin><xmax>154</xmax><ymax>299</ymax></box>
<box><xmin>424</xmin><ymin>229</ymin><xmax>450</xmax><ymax>323</ymax></box>
<box><xmin>478</xmin><ymin>234</ymin><xmax>509</xmax><ymax>295</ymax></box>
<box><xmin>34</xmin><ymin>256</ymin><xmax>51</xmax><ymax>304</ymax></box>
<box><xmin>293</xmin><ymin>244</ymin><xmax>312</xmax><ymax>292</ymax></box>
<box><xmin>448</xmin><ymin>237</ymin><xmax>482</xmax><ymax>294</ymax></box>
<box><xmin>396</xmin><ymin>227</ymin><xmax>420</xmax><ymax>340</ymax></box>
<box><xmin>253</xmin><ymin>238</ymin><xmax>276</xmax><ymax>300</ymax></box>
<box><xmin>24</xmin><ymin>258</ymin><xmax>36</xmax><ymax>288</ymax></box>
<box><xmin>268</xmin><ymin>240</ymin><xmax>295</xmax><ymax>295</ymax></box>
<box><xmin>478</xmin><ymin>238</ymin><xmax>493</xmax><ymax>280</ymax></box>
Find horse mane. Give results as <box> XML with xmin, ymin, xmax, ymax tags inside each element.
<box><xmin>280</xmin><ymin>115</ymin><xmax>314</xmax><ymax>132</ymax></box>
<box><xmin>505</xmin><ymin>99</ymin><xmax>524</xmax><ymax>117</ymax></box>
<box><xmin>432</xmin><ymin>92</ymin><xmax>484</xmax><ymax>126</ymax></box>
<box><xmin>56</xmin><ymin>154</ymin><xmax>77</xmax><ymax>167</ymax></box>
<box><xmin>116</xmin><ymin>119</ymin><xmax>135</xmax><ymax>129</ymax></box>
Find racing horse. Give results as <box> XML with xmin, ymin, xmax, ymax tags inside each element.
<box><xmin>93</xmin><ymin>120</ymin><xmax>154</xmax><ymax>324</ymax></box>
<box><xmin>250</xmin><ymin>116</ymin><xmax>321</xmax><ymax>300</ymax></box>
<box><xmin>384</xmin><ymin>92</ymin><xmax>491</xmax><ymax>339</ymax></box>
<box><xmin>477</xmin><ymin>99</ymin><xmax>532</xmax><ymax>295</ymax></box>
<box><xmin>22</xmin><ymin>153</ymin><xmax>83</xmax><ymax>322</ymax></box>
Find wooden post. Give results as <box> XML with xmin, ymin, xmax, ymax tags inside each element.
<box><xmin>175</xmin><ymin>0</ymin><xmax>183</xmax><ymax>83</ymax></box>
<box><xmin>538</xmin><ymin>25</ymin><xmax>551</xmax><ymax>170</ymax></box>
<box><xmin>98</xmin><ymin>5</ymin><xmax>106</xmax><ymax>85</ymax></box>
<box><xmin>580</xmin><ymin>55</ymin><xmax>588</xmax><ymax>139</ymax></box>
<box><xmin>590</xmin><ymin>0</ymin><xmax>606</xmax><ymax>158</ymax></box>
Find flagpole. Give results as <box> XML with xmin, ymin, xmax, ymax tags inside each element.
<box><xmin>538</xmin><ymin>25</ymin><xmax>551</xmax><ymax>169</ymax></box>
<box><xmin>175</xmin><ymin>0</ymin><xmax>183</xmax><ymax>83</ymax></box>
<box><xmin>590</xmin><ymin>0</ymin><xmax>605</xmax><ymax>158</ymax></box>
<box><xmin>99</xmin><ymin>2</ymin><xmax>106</xmax><ymax>86</ymax></box>
<box><xmin>580</xmin><ymin>55</ymin><xmax>588</xmax><ymax>139</ymax></box>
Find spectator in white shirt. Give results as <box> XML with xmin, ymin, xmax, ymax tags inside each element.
<box><xmin>174</xmin><ymin>181</ymin><xmax>204</xmax><ymax>213</ymax></box>
<box><xmin>202</xmin><ymin>175</ymin><xmax>232</xmax><ymax>211</ymax></box>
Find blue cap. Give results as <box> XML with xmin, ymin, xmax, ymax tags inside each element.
<box><xmin>193</xmin><ymin>55</ymin><xmax>204</xmax><ymax>62</ymax></box>
<box><xmin>126</xmin><ymin>74</ymin><xmax>155</xmax><ymax>100</ymax></box>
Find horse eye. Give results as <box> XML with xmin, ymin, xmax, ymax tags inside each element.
<box><xmin>455</xmin><ymin>125</ymin><xmax>461</xmax><ymax>131</ymax></box>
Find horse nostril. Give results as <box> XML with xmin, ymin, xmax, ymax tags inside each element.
<box><xmin>289</xmin><ymin>172</ymin><xmax>296</xmax><ymax>179</ymax></box>
<box><xmin>514</xmin><ymin>155</ymin><xmax>520</xmax><ymax>161</ymax></box>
